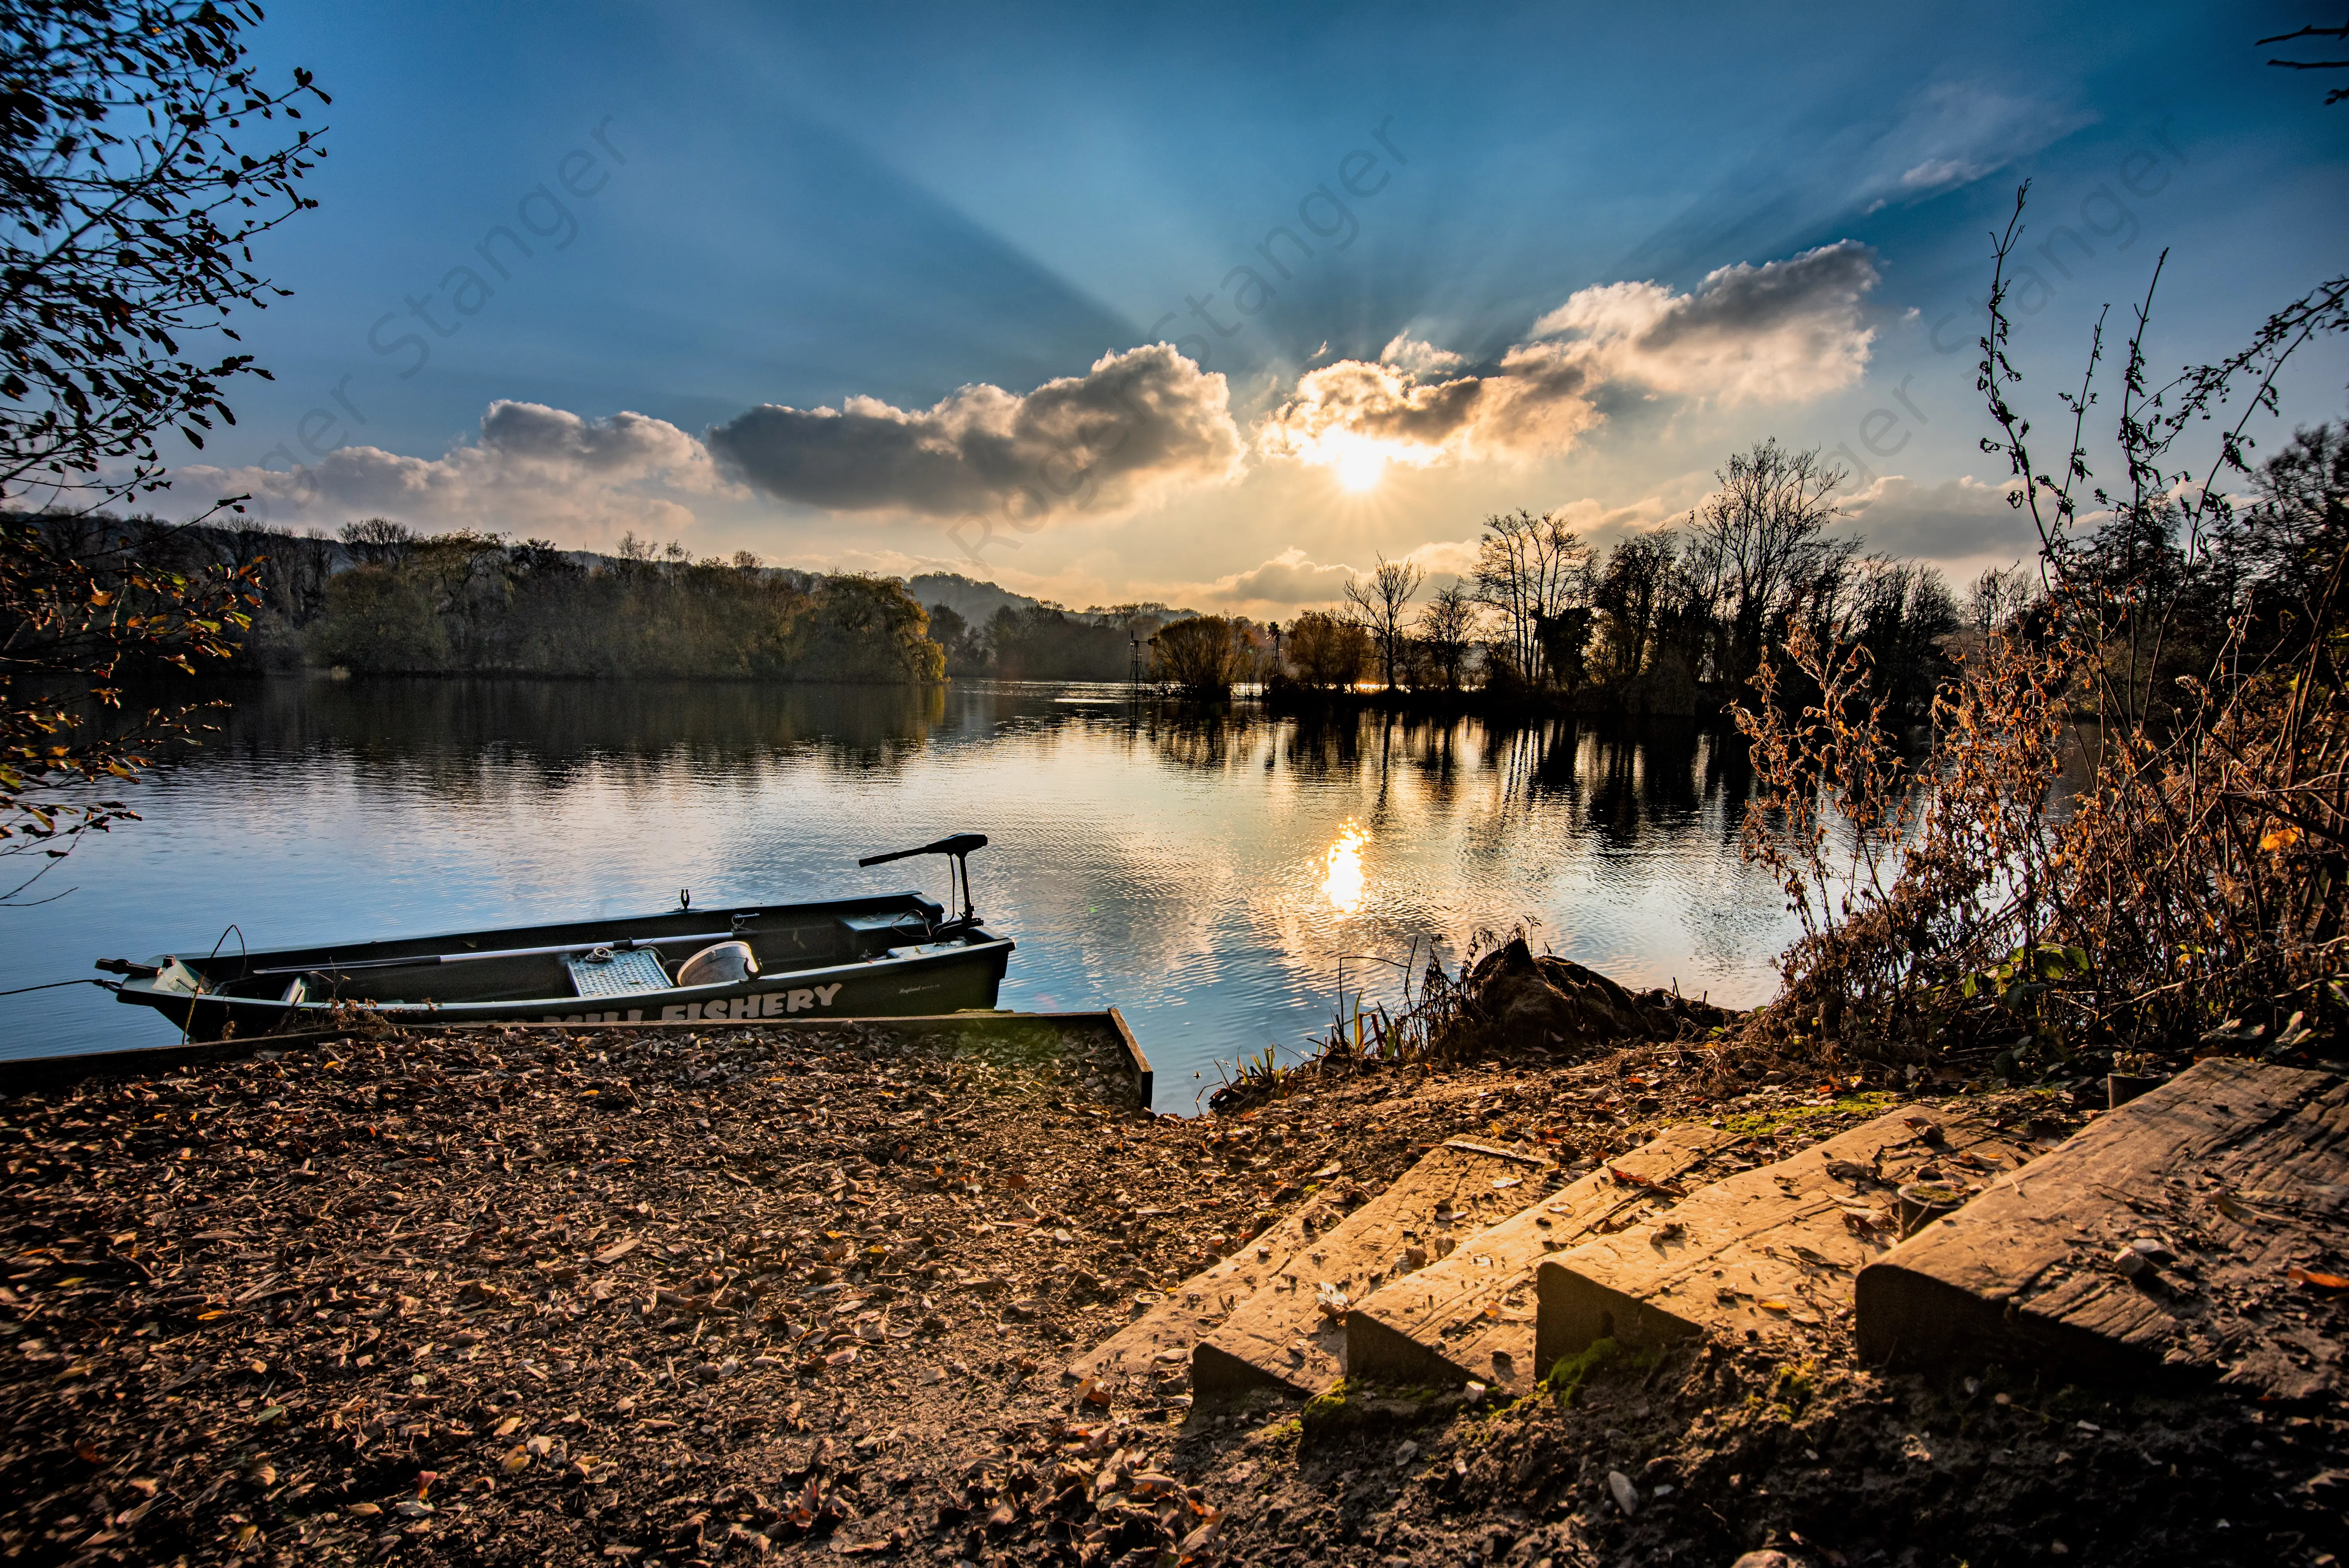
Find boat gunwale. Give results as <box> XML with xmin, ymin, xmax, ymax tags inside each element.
<box><xmin>137</xmin><ymin>888</ymin><xmax>950</xmax><ymax>984</ymax></box>
<box><xmin>117</xmin><ymin>932</ymin><xmax>1017</xmax><ymax>1019</ymax></box>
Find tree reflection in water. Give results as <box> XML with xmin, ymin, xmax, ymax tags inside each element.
<box><xmin>14</xmin><ymin>678</ymin><xmax>1796</xmax><ymax>1080</ymax></box>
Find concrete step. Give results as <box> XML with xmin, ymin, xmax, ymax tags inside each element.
<box><xmin>1190</xmin><ymin>1138</ymin><xmax>1556</xmax><ymax>1405</ymax></box>
<box><xmin>1855</xmin><ymin>1058</ymin><xmax>2349</xmax><ymax>1399</ymax></box>
<box><xmin>1345</xmin><ymin>1124</ymin><xmax>1738</xmax><ymax>1395</ymax></box>
<box><xmin>1535</xmin><ymin>1103</ymin><xmax>2039</xmax><ymax>1372</ymax></box>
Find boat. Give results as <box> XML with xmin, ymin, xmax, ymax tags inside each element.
<box><xmin>96</xmin><ymin>833</ymin><xmax>1014</xmax><ymax>1041</ymax></box>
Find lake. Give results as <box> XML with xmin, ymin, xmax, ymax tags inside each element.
<box><xmin>1</xmin><ymin>678</ymin><xmax>1800</xmax><ymax>1103</ymax></box>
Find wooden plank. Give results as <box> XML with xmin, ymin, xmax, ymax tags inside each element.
<box><xmin>1105</xmin><ymin>1007</ymin><xmax>1153</xmax><ymax>1110</ymax></box>
<box><xmin>1346</xmin><ymin>1124</ymin><xmax>1738</xmax><ymax>1393</ymax></box>
<box><xmin>0</xmin><ymin>1026</ymin><xmax>360</xmax><ymax>1089</ymax></box>
<box><xmin>0</xmin><ymin>1009</ymin><xmax>1138</xmax><ymax>1094</ymax></box>
<box><xmin>1535</xmin><ymin>1105</ymin><xmax>2037</xmax><ymax>1372</ymax></box>
<box><xmin>1064</xmin><ymin>1185</ymin><xmax>1334</xmax><ymax>1397</ymax></box>
<box><xmin>1854</xmin><ymin>1058</ymin><xmax>2349</xmax><ymax>1399</ymax></box>
<box><xmin>1189</xmin><ymin>1139</ymin><xmax>1556</xmax><ymax>1404</ymax></box>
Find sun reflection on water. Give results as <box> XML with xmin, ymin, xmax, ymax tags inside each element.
<box><xmin>1322</xmin><ymin>821</ymin><xmax>1368</xmax><ymax>916</ymax></box>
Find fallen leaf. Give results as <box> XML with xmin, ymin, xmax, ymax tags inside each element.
<box><xmin>1609</xmin><ymin>1167</ymin><xmax>1686</xmax><ymax>1197</ymax></box>
<box><xmin>2288</xmin><ymin>1266</ymin><xmax>2349</xmax><ymax>1291</ymax></box>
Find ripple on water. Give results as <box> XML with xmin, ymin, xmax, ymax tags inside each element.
<box><xmin>1</xmin><ymin>680</ymin><xmax>1796</xmax><ymax>1096</ymax></box>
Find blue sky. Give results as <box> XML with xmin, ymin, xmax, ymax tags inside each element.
<box><xmin>163</xmin><ymin>0</ymin><xmax>2349</xmax><ymax>609</ymax></box>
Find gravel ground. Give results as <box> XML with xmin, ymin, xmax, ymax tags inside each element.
<box><xmin>0</xmin><ymin>1022</ymin><xmax>2340</xmax><ymax>1567</ymax></box>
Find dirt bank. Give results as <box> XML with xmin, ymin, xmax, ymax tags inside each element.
<box><xmin>0</xmin><ymin>1021</ymin><xmax>2338</xmax><ymax>1566</ymax></box>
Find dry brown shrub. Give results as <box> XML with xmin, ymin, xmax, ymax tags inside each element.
<box><xmin>1734</xmin><ymin>189</ymin><xmax>2348</xmax><ymax>1078</ymax></box>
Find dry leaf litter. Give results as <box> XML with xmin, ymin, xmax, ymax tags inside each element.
<box><xmin>0</xmin><ymin>1019</ymin><xmax>2340</xmax><ymax>1567</ymax></box>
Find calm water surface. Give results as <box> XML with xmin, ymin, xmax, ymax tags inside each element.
<box><xmin>2</xmin><ymin>679</ymin><xmax>1800</xmax><ymax>1102</ymax></box>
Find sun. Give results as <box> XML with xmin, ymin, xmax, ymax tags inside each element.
<box><xmin>1334</xmin><ymin>444</ymin><xmax>1387</xmax><ymax>492</ymax></box>
<box><xmin>1321</xmin><ymin>821</ymin><xmax>1368</xmax><ymax>915</ymax></box>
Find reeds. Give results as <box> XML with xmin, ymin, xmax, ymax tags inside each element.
<box><xmin>1206</xmin><ymin>931</ymin><xmax>1515</xmax><ymax>1112</ymax></box>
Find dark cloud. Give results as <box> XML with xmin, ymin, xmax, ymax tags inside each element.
<box><xmin>704</xmin><ymin>344</ymin><xmax>1243</xmax><ymax>519</ymax></box>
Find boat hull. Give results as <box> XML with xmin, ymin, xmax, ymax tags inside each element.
<box><xmin>108</xmin><ymin>894</ymin><xmax>1014</xmax><ymax>1041</ymax></box>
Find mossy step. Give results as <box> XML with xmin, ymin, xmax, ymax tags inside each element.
<box><xmin>1345</xmin><ymin>1123</ymin><xmax>1737</xmax><ymax>1394</ymax></box>
<box><xmin>1535</xmin><ymin>1103</ymin><xmax>2037</xmax><ymax>1373</ymax></box>
<box><xmin>1190</xmin><ymin>1139</ymin><xmax>1555</xmax><ymax>1405</ymax></box>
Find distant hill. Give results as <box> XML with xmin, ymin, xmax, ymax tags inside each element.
<box><xmin>907</xmin><ymin>572</ymin><xmax>1206</xmax><ymax>629</ymax></box>
<box><xmin>907</xmin><ymin>573</ymin><xmax>1041</xmax><ymax>626</ymax></box>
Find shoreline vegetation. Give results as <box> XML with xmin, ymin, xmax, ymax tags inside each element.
<box><xmin>10</xmin><ymin>517</ymin><xmax>948</xmax><ymax>685</ymax></box>
<box><xmin>10</xmin><ymin>430</ymin><xmax>1989</xmax><ymax>719</ymax></box>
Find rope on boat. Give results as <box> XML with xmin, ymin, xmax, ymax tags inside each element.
<box><xmin>0</xmin><ymin>977</ymin><xmax>116</xmax><ymax>998</ymax></box>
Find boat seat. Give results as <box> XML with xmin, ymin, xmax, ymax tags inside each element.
<box><xmin>884</xmin><ymin>941</ymin><xmax>965</xmax><ymax>960</ymax></box>
<box><xmin>675</xmin><ymin>940</ymin><xmax>757</xmax><ymax>989</ymax></box>
<box><xmin>564</xmin><ymin>947</ymin><xmax>672</xmax><ymax>998</ymax></box>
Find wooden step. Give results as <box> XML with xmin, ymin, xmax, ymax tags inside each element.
<box><xmin>1535</xmin><ymin>1103</ymin><xmax>2038</xmax><ymax>1372</ymax></box>
<box><xmin>1065</xmin><ymin>1177</ymin><xmax>1348</xmax><ymax>1398</ymax></box>
<box><xmin>1345</xmin><ymin>1124</ymin><xmax>1737</xmax><ymax>1394</ymax></box>
<box><xmin>1189</xmin><ymin>1139</ymin><xmax>1556</xmax><ymax>1404</ymax></box>
<box><xmin>1854</xmin><ymin>1058</ymin><xmax>2349</xmax><ymax>1399</ymax></box>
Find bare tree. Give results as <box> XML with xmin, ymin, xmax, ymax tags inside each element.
<box><xmin>2260</xmin><ymin>18</ymin><xmax>2349</xmax><ymax>103</ymax></box>
<box><xmin>1964</xmin><ymin>565</ymin><xmax>2037</xmax><ymax>634</ymax></box>
<box><xmin>1342</xmin><ymin>552</ymin><xmax>1424</xmax><ymax>690</ymax></box>
<box><xmin>1151</xmin><ymin>614</ymin><xmax>1249</xmax><ymax>697</ymax></box>
<box><xmin>1413</xmin><ymin>584</ymin><xmax>1478</xmax><ymax>691</ymax></box>
<box><xmin>1590</xmin><ymin>530</ymin><xmax>1679</xmax><ymax>682</ymax></box>
<box><xmin>1470</xmin><ymin>509</ymin><xmax>1588</xmax><ymax>684</ymax></box>
<box><xmin>1284</xmin><ymin>609</ymin><xmax>1372</xmax><ymax>690</ymax></box>
<box><xmin>1683</xmin><ymin>439</ymin><xmax>1855</xmax><ymax>691</ymax></box>
<box><xmin>1</xmin><ymin>2</ymin><xmax>325</xmax><ymax>890</ymax></box>
<box><xmin>2</xmin><ymin>0</ymin><xmax>330</xmax><ymax>512</ymax></box>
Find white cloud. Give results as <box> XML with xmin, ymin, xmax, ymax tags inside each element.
<box><xmin>704</xmin><ymin>343</ymin><xmax>1244</xmax><ymax>523</ymax></box>
<box><xmin>173</xmin><ymin>402</ymin><xmax>727</xmax><ymax>542</ymax></box>
<box><xmin>1257</xmin><ymin>358</ymin><xmax>1556</xmax><ymax>476</ymax></box>
<box><xmin>1259</xmin><ymin>242</ymin><xmax>1879</xmax><ymax>481</ymax></box>
<box><xmin>1899</xmin><ymin>157</ymin><xmax>1982</xmax><ymax>192</ymax></box>
<box><xmin>1196</xmin><ymin>537</ymin><xmax>1489</xmax><ymax>610</ymax></box>
<box><xmin>1854</xmin><ymin>82</ymin><xmax>2096</xmax><ymax>211</ymax></box>
<box><xmin>1840</xmin><ymin>473</ymin><xmax>2034</xmax><ymax>559</ymax></box>
<box><xmin>1202</xmin><ymin>547</ymin><xmax>1361</xmax><ymax>607</ymax></box>
<box><xmin>1399</xmin><ymin>536</ymin><xmax>1482</xmax><ymax>581</ymax></box>
<box><xmin>1379</xmin><ymin>333</ymin><xmax>1467</xmax><ymax>376</ymax></box>
<box><xmin>1522</xmin><ymin>241</ymin><xmax>1881</xmax><ymax>403</ymax></box>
